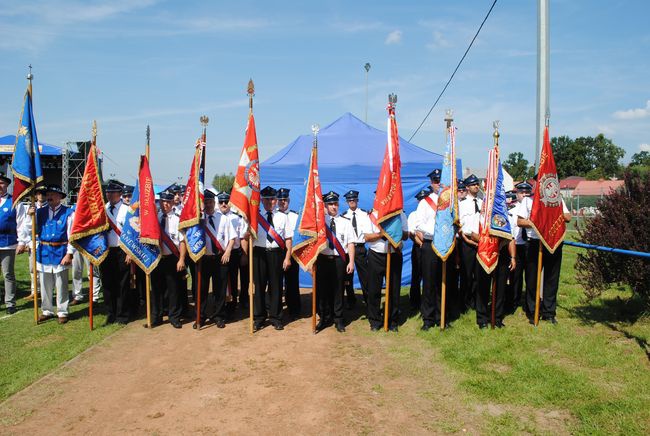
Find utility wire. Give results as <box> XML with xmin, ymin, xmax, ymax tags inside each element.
<box><xmin>408</xmin><ymin>0</ymin><xmax>498</xmax><ymax>142</ymax></box>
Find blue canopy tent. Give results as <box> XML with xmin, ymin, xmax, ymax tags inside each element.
<box><xmin>260</xmin><ymin>112</ymin><xmax>461</xmax><ymax>287</ymax></box>
<box><xmin>0</xmin><ymin>134</ymin><xmax>64</xmax><ymax>156</ymax></box>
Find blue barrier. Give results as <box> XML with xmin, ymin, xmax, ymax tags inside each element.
<box><xmin>564</xmin><ymin>241</ymin><xmax>650</xmax><ymax>259</ymax></box>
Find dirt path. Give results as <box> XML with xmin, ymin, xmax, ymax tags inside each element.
<box><xmin>0</xmin><ymin>302</ymin><xmax>484</xmax><ymax>435</ymax></box>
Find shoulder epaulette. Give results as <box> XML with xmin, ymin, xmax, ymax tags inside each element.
<box><xmin>339</xmin><ymin>214</ymin><xmax>350</xmax><ymax>220</ymax></box>
<box><xmin>359</xmin><ymin>208</ymin><xmax>369</xmax><ymax>213</ymax></box>
<box><xmin>289</xmin><ymin>210</ymin><xmax>298</xmax><ymax>215</ymax></box>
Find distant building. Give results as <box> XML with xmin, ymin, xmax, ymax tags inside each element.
<box><xmin>572</xmin><ymin>179</ymin><xmax>624</xmax><ymax>197</ymax></box>
<box><xmin>560</xmin><ymin>176</ymin><xmax>585</xmax><ymax>198</ymax></box>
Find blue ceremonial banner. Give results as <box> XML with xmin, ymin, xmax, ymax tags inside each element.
<box><xmin>432</xmin><ymin>125</ymin><xmax>459</xmax><ymax>261</ymax></box>
<box><xmin>74</xmin><ymin>234</ymin><xmax>109</xmax><ymax>264</ymax></box>
<box><xmin>11</xmin><ymin>84</ymin><xmax>43</xmax><ymax>206</ymax></box>
<box><xmin>119</xmin><ymin>178</ymin><xmax>161</xmax><ymax>274</ymax></box>
<box><xmin>489</xmin><ymin>160</ymin><xmax>512</xmax><ymax>239</ymax></box>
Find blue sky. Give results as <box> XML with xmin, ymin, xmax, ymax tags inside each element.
<box><xmin>0</xmin><ymin>0</ymin><xmax>648</xmax><ymax>185</ymax></box>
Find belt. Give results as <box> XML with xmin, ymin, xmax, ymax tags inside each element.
<box><xmin>40</xmin><ymin>241</ymin><xmax>67</xmax><ymax>246</ymax></box>
<box><xmin>422</xmin><ymin>238</ymin><xmax>433</xmax><ymax>243</ymax></box>
<box><xmin>319</xmin><ymin>254</ymin><xmax>339</xmax><ymax>260</ymax></box>
<box><xmin>354</xmin><ymin>243</ymin><xmax>366</xmax><ymax>247</ymax></box>
<box><xmin>254</xmin><ymin>246</ymin><xmax>282</xmax><ymax>253</ymax></box>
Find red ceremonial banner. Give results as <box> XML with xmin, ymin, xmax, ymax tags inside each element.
<box><xmin>292</xmin><ymin>145</ymin><xmax>328</xmax><ymax>271</ymax></box>
<box><xmin>70</xmin><ymin>144</ymin><xmax>108</xmax><ymax>238</ymax></box>
<box><xmin>229</xmin><ymin>113</ymin><xmax>260</xmax><ymax>239</ymax></box>
<box><xmin>138</xmin><ymin>155</ymin><xmax>160</xmax><ymax>245</ymax></box>
<box><xmin>179</xmin><ymin>139</ymin><xmax>202</xmax><ymax>229</ymax></box>
<box><xmin>530</xmin><ymin>126</ymin><xmax>566</xmax><ymax>253</ymax></box>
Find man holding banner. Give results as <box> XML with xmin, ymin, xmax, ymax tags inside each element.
<box><xmin>153</xmin><ymin>190</ymin><xmax>187</xmax><ymax>329</ymax></box>
<box><xmin>252</xmin><ymin>186</ymin><xmax>292</xmax><ymax>331</ymax></box>
<box><xmin>196</xmin><ymin>189</ymin><xmax>236</xmax><ymax>328</ymax></box>
<box><xmin>315</xmin><ymin>191</ymin><xmax>355</xmax><ymax>333</ymax></box>
<box><xmin>517</xmin><ymin>125</ymin><xmax>570</xmax><ymax>325</ymax></box>
<box><xmin>101</xmin><ymin>180</ymin><xmax>130</xmax><ymax>325</ymax></box>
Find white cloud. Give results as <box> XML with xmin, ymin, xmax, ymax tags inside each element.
<box><xmin>596</xmin><ymin>125</ymin><xmax>615</xmax><ymax>135</ymax></box>
<box><xmin>613</xmin><ymin>100</ymin><xmax>650</xmax><ymax>120</ymax></box>
<box><xmin>385</xmin><ymin>30</ymin><xmax>402</xmax><ymax>45</ymax></box>
<box><xmin>640</xmin><ymin>143</ymin><xmax>650</xmax><ymax>152</ymax></box>
<box><xmin>426</xmin><ymin>30</ymin><xmax>451</xmax><ymax>50</ymax></box>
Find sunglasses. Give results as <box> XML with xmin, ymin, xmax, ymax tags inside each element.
<box><xmin>218</xmin><ymin>200</ymin><xmax>228</xmax><ymax>204</ymax></box>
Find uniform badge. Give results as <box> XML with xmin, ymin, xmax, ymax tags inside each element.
<box><xmin>2</xmin><ymin>208</ymin><xmax>8</xmax><ymax>212</ymax></box>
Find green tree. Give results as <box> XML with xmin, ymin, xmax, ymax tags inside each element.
<box><xmin>630</xmin><ymin>150</ymin><xmax>650</xmax><ymax>167</ymax></box>
<box><xmin>551</xmin><ymin>134</ymin><xmax>624</xmax><ymax>179</ymax></box>
<box><xmin>502</xmin><ymin>152</ymin><xmax>532</xmax><ymax>180</ymax></box>
<box><xmin>212</xmin><ymin>172</ymin><xmax>235</xmax><ymax>193</ymax></box>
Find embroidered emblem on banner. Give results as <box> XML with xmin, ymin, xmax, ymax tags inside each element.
<box><xmin>539</xmin><ymin>174</ymin><xmax>561</xmax><ymax>207</ymax></box>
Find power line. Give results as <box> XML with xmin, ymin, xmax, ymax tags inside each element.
<box><xmin>408</xmin><ymin>0</ymin><xmax>498</xmax><ymax>142</ymax></box>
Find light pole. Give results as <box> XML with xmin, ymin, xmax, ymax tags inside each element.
<box><xmin>364</xmin><ymin>63</ymin><xmax>371</xmax><ymax>122</ymax></box>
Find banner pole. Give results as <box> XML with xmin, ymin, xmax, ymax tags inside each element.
<box><xmin>145</xmin><ymin>272</ymin><xmax>152</xmax><ymax>328</ymax></box>
<box><xmin>249</xmin><ymin>234</ymin><xmax>254</xmax><ymax>334</ymax></box>
<box><xmin>195</xmin><ymin>259</ymin><xmax>202</xmax><ymax>330</ymax></box>
<box><xmin>311</xmin><ymin>265</ymin><xmax>317</xmax><ymax>334</ymax></box>
<box><xmin>440</xmin><ymin>260</ymin><xmax>447</xmax><ymax>330</ymax></box>
<box><xmin>89</xmin><ymin>266</ymin><xmax>94</xmax><ymax>330</ymax></box>
<box><xmin>534</xmin><ymin>243</ymin><xmax>543</xmax><ymax>326</ymax></box>
<box><xmin>31</xmin><ymin>193</ymin><xmax>39</xmax><ymax>325</ymax></box>
<box><xmin>491</xmin><ymin>275</ymin><xmax>497</xmax><ymax>329</ymax></box>
<box><xmin>384</xmin><ymin>250</ymin><xmax>391</xmax><ymax>332</ymax></box>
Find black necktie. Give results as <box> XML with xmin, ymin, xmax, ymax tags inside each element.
<box><xmin>352</xmin><ymin>211</ymin><xmax>358</xmax><ymax>237</ymax></box>
<box><xmin>110</xmin><ymin>204</ymin><xmax>115</xmax><ymax>215</ymax></box>
<box><xmin>266</xmin><ymin>211</ymin><xmax>274</xmax><ymax>243</ymax></box>
<box><xmin>329</xmin><ymin>217</ymin><xmax>336</xmax><ymax>250</ymax></box>
<box><xmin>474</xmin><ymin>198</ymin><xmax>479</xmax><ymax>214</ymax></box>
<box><xmin>208</xmin><ymin>215</ymin><xmax>216</xmax><ymax>252</ymax></box>
<box><xmin>160</xmin><ymin>213</ymin><xmax>167</xmax><ymax>232</ymax></box>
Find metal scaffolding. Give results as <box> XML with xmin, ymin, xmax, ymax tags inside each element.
<box><xmin>63</xmin><ymin>141</ymin><xmax>91</xmax><ymax>204</ymax></box>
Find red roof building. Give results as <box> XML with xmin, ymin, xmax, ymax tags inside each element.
<box><xmin>572</xmin><ymin>179</ymin><xmax>624</xmax><ymax>196</ymax></box>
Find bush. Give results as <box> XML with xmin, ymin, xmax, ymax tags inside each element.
<box><xmin>575</xmin><ymin>169</ymin><xmax>650</xmax><ymax>308</ymax></box>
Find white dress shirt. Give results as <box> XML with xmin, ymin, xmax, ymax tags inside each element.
<box><xmin>105</xmin><ymin>200</ymin><xmax>127</xmax><ymax>248</ymax></box>
<box><xmin>321</xmin><ymin>214</ymin><xmax>355</xmax><ymax>256</ymax></box>
<box><xmin>367</xmin><ymin>212</ymin><xmax>408</xmax><ymax>254</ymax></box>
<box><xmin>204</xmin><ymin>211</ymin><xmax>236</xmax><ymax>255</ymax></box>
<box><xmin>158</xmin><ymin>211</ymin><xmax>184</xmax><ymax>255</ymax></box>
<box><xmin>459</xmin><ymin>194</ymin><xmax>483</xmax><ymax>235</ymax></box>
<box><xmin>341</xmin><ymin>208</ymin><xmax>373</xmax><ymax>244</ymax></box>
<box><xmin>254</xmin><ymin>209</ymin><xmax>291</xmax><ymax>249</ymax></box>
<box><xmin>414</xmin><ymin>192</ymin><xmax>439</xmax><ymax>239</ymax></box>
<box><xmin>516</xmin><ymin>196</ymin><xmax>569</xmax><ymax>240</ymax></box>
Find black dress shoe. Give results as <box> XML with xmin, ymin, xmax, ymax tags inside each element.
<box><xmin>193</xmin><ymin>319</ymin><xmax>205</xmax><ymax>329</ymax></box>
<box><xmin>388</xmin><ymin>324</ymin><xmax>398</xmax><ymax>333</ymax></box>
<box><xmin>496</xmin><ymin>321</ymin><xmax>505</xmax><ymax>328</ymax></box>
<box><xmin>478</xmin><ymin>323</ymin><xmax>488</xmax><ymax>329</ymax></box>
<box><xmin>273</xmin><ymin>323</ymin><xmax>284</xmax><ymax>331</ymax></box>
<box><xmin>420</xmin><ymin>323</ymin><xmax>433</xmax><ymax>331</ymax></box>
<box><xmin>143</xmin><ymin>320</ymin><xmax>162</xmax><ymax>328</ymax></box>
<box><xmin>335</xmin><ymin>322</ymin><xmax>346</xmax><ymax>333</ymax></box>
<box><xmin>315</xmin><ymin>320</ymin><xmax>330</xmax><ymax>332</ymax></box>
<box><xmin>543</xmin><ymin>316</ymin><xmax>558</xmax><ymax>325</ymax></box>
<box><xmin>170</xmin><ymin>320</ymin><xmax>182</xmax><ymax>329</ymax></box>
<box><xmin>6</xmin><ymin>306</ymin><xmax>17</xmax><ymax>315</ymax></box>
<box><xmin>370</xmin><ymin>325</ymin><xmax>381</xmax><ymax>332</ymax></box>
<box><xmin>216</xmin><ymin>319</ymin><xmax>226</xmax><ymax>329</ymax></box>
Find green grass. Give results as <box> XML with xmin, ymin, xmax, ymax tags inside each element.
<box><xmin>0</xmin><ymin>255</ymin><xmax>123</xmax><ymax>401</ymax></box>
<box><xmin>406</xmin><ymin>245</ymin><xmax>650</xmax><ymax>435</ymax></box>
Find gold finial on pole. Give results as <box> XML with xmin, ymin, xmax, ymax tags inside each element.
<box><xmin>92</xmin><ymin>120</ymin><xmax>97</xmax><ymax>144</ymax></box>
<box><xmin>247</xmin><ymin>79</ymin><xmax>255</xmax><ymax>111</ymax></box>
<box><xmin>200</xmin><ymin>115</ymin><xmax>209</xmax><ymax>138</ymax></box>
<box><xmin>493</xmin><ymin>120</ymin><xmax>500</xmax><ymax>148</ymax></box>
<box><xmin>388</xmin><ymin>93</ymin><xmax>397</xmax><ymax>106</ymax></box>
<box><xmin>27</xmin><ymin>64</ymin><xmax>34</xmax><ymax>92</ymax></box>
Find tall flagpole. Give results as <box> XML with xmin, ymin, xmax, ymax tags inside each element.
<box><xmin>383</xmin><ymin>93</ymin><xmax>398</xmax><ymax>333</ymax></box>
<box><xmin>491</xmin><ymin>121</ymin><xmax>500</xmax><ymax>329</ymax></box>
<box><xmin>535</xmin><ymin>0</ymin><xmax>550</xmax><ymax>171</ymax></box>
<box><xmin>248</xmin><ymin>80</ymin><xmax>255</xmax><ymax>335</ymax></box>
<box><xmin>88</xmin><ymin>120</ymin><xmax>98</xmax><ymax>331</ymax></box>
<box><xmin>311</xmin><ymin>123</ymin><xmax>320</xmax><ymax>334</ymax></box>
<box><xmin>440</xmin><ymin>110</ymin><xmax>454</xmax><ymax>331</ymax></box>
<box><xmin>195</xmin><ymin>115</ymin><xmax>208</xmax><ymax>330</ymax></box>
<box><xmin>27</xmin><ymin>66</ymin><xmax>39</xmax><ymax>325</ymax></box>
<box><xmin>145</xmin><ymin>125</ymin><xmax>152</xmax><ymax>329</ymax></box>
